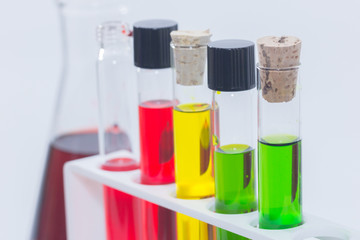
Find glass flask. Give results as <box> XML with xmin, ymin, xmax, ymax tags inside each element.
<box><xmin>133</xmin><ymin>19</ymin><xmax>178</xmax><ymax>240</ymax></box>
<box><xmin>96</xmin><ymin>21</ymin><xmax>142</xmax><ymax>240</ymax></box>
<box><xmin>32</xmin><ymin>1</ymin><xmax>129</xmax><ymax>240</ymax></box>
<box><xmin>208</xmin><ymin>39</ymin><xmax>257</xmax><ymax>240</ymax></box>
<box><xmin>257</xmin><ymin>36</ymin><xmax>303</xmax><ymax>229</ymax></box>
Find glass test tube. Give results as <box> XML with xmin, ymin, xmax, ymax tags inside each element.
<box><xmin>133</xmin><ymin>19</ymin><xmax>178</xmax><ymax>240</ymax></box>
<box><xmin>97</xmin><ymin>21</ymin><xmax>138</xmax><ymax>158</ymax></box>
<box><xmin>257</xmin><ymin>36</ymin><xmax>302</xmax><ymax>229</ymax></box>
<box><xmin>102</xmin><ymin>162</ymin><xmax>141</xmax><ymax>240</ymax></box>
<box><xmin>97</xmin><ymin>22</ymin><xmax>142</xmax><ymax>240</ymax></box>
<box><xmin>171</xmin><ymin>31</ymin><xmax>214</xmax><ymax>199</ymax></box>
<box><xmin>134</xmin><ymin>19</ymin><xmax>178</xmax><ymax>185</ymax></box>
<box><xmin>208</xmin><ymin>40</ymin><xmax>257</xmax><ymax>240</ymax></box>
<box><xmin>171</xmin><ymin>30</ymin><xmax>215</xmax><ymax>240</ymax></box>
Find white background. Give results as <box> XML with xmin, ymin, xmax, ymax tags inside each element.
<box><xmin>1</xmin><ymin>0</ymin><xmax>360</xmax><ymax>239</ymax></box>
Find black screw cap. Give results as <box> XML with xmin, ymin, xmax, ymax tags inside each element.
<box><xmin>208</xmin><ymin>40</ymin><xmax>255</xmax><ymax>91</ymax></box>
<box><xmin>133</xmin><ymin>19</ymin><xmax>178</xmax><ymax>69</ymax></box>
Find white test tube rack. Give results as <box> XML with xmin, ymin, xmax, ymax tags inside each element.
<box><xmin>64</xmin><ymin>155</ymin><xmax>360</xmax><ymax>240</ymax></box>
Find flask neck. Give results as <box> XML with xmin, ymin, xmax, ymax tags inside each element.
<box><xmin>51</xmin><ymin>3</ymin><xmax>129</xmax><ymax>138</ymax></box>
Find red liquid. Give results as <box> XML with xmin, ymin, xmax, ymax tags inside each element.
<box><xmin>102</xmin><ymin>158</ymin><xmax>141</xmax><ymax>240</ymax></box>
<box><xmin>139</xmin><ymin>100</ymin><xmax>177</xmax><ymax>240</ymax></box>
<box><xmin>142</xmin><ymin>201</ymin><xmax>177</xmax><ymax>240</ymax></box>
<box><xmin>138</xmin><ymin>100</ymin><xmax>175</xmax><ymax>184</ymax></box>
<box><xmin>104</xmin><ymin>187</ymin><xmax>142</xmax><ymax>240</ymax></box>
<box><xmin>34</xmin><ymin>130</ymin><xmax>130</xmax><ymax>240</ymax></box>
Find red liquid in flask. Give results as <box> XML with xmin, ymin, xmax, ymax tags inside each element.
<box><xmin>35</xmin><ymin>130</ymin><xmax>130</xmax><ymax>240</ymax></box>
<box><xmin>138</xmin><ymin>99</ymin><xmax>175</xmax><ymax>184</ymax></box>
<box><xmin>138</xmin><ymin>100</ymin><xmax>177</xmax><ymax>240</ymax></box>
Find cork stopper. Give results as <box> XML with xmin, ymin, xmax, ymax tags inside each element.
<box><xmin>171</xmin><ymin>30</ymin><xmax>212</xmax><ymax>86</ymax></box>
<box><xmin>257</xmin><ymin>36</ymin><xmax>302</xmax><ymax>103</ymax></box>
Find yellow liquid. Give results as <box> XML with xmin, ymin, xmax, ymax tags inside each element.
<box><xmin>173</xmin><ymin>103</ymin><xmax>215</xmax><ymax>199</ymax></box>
<box><xmin>177</xmin><ymin>213</ymin><xmax>216</xmax><ymax>240</ymax></box>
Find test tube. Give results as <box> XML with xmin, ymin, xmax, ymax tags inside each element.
<box><xmin>208</xmin><ymin>40</ymin><xmax>257</xmax><ymax>240</ymax></box>
<box><xmin>257</xmin><ymin>36</ymin><xmax>302</xmax><ymax>229</ymax></box>
<box><xmin>96</xmin><ymin>22</ymin><xmax>142</xmax><ymax>240</ymax></box>
<box><xmin>171</xmin><ymin>30</ymin><xmax>213</xmax><ymax>198</ymax></box>
<box><xmin>101</xmin><ymin>160</ymin><xmax>141</xmax><ymax>240</ymax></box>
<box><xmin>133</xmin><ymin>19</ymin><xmax>178</xmax><ymax>240</ymax></box>
<box><xmin>134</xmin><ymin>19</ymin><xmax>177</xmax><ymax>185</ymax></box>
<box><xmin>171</xmin><ymin>30</ymin><xmax>216</xmax><ymax>240</ymax></box>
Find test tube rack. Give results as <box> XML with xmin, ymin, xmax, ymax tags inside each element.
<box><xmin>64</xmin><ymin>155</ymin><xmax>360</xmax><ymax>240</ymax></box>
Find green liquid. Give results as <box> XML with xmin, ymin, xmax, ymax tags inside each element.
<box><xmin>217</xmin><ymin>228</ymin><xmax>250</xmax><ymax>240</ymax></box>
<box><xmin>214</xmin><ymin>144</ymin><xmax>256</xmax><ymax>240</ymax></box>
<box><xmin>214</xmin><ymin>144</ymin><xmax>257</xmax><ymax>213</ymax></box>
<box><xmin>258</xmin><ymin>134</ymin><xmax>302</xmax><ymax>229</ymax></box>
